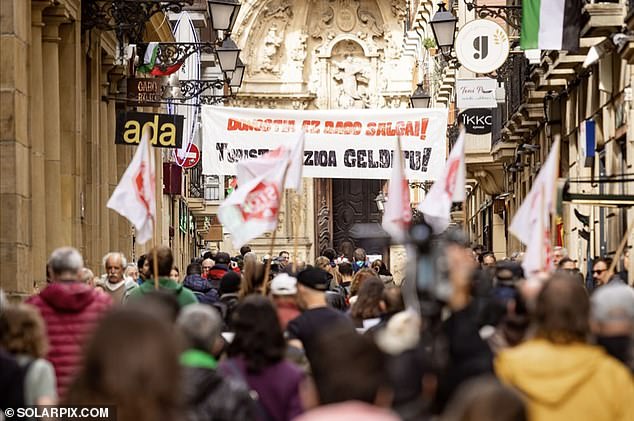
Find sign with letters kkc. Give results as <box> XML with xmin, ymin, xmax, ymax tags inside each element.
<box><xmin>115</xmin><ymin>111</ymin><xmax>184</xmax><ymax>148</ymax></box>
<box><xmin>201</xmin><ymin>106</ymin><xmax>448</xmax><ymax>181</ymax></box>
<box><xmin>456</xmin><ymin>78</ymin><xmax>498</xmax><ymax>109</ymax></box>
<box><xmin>458</xmin><ymin>109</ymin><xmax>493</xmax><ymax>135</ymax></box>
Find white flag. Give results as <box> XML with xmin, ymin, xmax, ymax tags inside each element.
<box><xmin>107</xmin><ymin>129</ymin><xmax>156</xmax><ymax>244</ymax></box>
<box><xmin>418</xmin><ymin>129</ymin><xmax>466</xmax><ymax>234</ymax></box>
<box><xmin>510</xmin><ymin>139</ymin><xmax>560</xmax><ymax>275</ymax></box>
<box><xmin>382</xmin><ymin>137</ymin><xmax>412</xmax><ymax>243</ymax></box>
<box><xmin>236</xmin><ymin>131</ymin><xmax>305</xmax><ymax>192</ymax></box>
<box><xmin>219</xmin><ymin>159</ymin><xmax>289</xmax><ymax>248</ymax></box>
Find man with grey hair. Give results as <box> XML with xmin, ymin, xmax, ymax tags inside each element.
<box><xmin>176</xmin><ymin>304</ymin><xmax>254</xmax><ymax>421</ymax></box>
<box><xmin>26</xmin><ymin>247</ymin><xmax>112</xmax><ymax>396</ymax></box>
<box><xmin>97</xmin><ymin>251</ymin><xmax>137</xmax><ymax>304</ymax></box>
<box><xmin>552</xmin><ymin>246</ymin><xmax>568</xmax><ymax>268</ymax></box>
<box><xmin>591</xmin><ymin>284</ymin><xmax>634</xmax><ymax>369</ymax></box>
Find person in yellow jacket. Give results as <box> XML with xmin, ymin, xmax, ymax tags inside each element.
<box><xmin>495</xmin><ymin>276</ymin><xmax>634</xmax><ymax>421</ymax></box>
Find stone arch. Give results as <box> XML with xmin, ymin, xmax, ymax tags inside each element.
<box><xmin>318</xmin><ymin>33</ymin><xmax>378</xmax><ymax>58</ymax></box>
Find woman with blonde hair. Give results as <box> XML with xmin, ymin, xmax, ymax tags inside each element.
<box><xmin>0</xmin><ymin>304</ymin><xmax>57</xmax><ymax>405</ymax></box>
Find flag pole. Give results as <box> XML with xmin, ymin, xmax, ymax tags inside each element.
<box><xmin>608</xmin><ymin>221</ymin><xmax>634</xmax><ymax>279</ymax></box>
<box><xmin>262</xmin><ymin>162</ymin><xmax>291</xmax><ymax>292</ymax></box>
<box><xmin>550</xmin><ymin>136</ymin><xmax>561</xmax><ymax>265</ymax></box>
<box><xmin>145</xmin><ymin>130</ymin><xmax>159</xmax><ymax>291</ymax></box>
<box><xmin>292</xmin><ymin>190</ymin><xmax>301</xmax><ymax>273</ymax></box>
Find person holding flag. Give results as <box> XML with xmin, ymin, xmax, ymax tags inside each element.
<box><xmin>382</xmin><ymin>137</ymin><xmax>412</xmax><ymax>244</ymax></box>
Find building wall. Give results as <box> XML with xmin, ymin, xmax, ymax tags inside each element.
<box><xmin>0</xmin><ymin>0</ymin><xmax>187</xmax><ymax>300</ymax></box>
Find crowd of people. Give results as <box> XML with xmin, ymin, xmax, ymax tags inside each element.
<box><xmin>1</xmin><ymin>235</ymin><xmax>633</xmax><ymax>421</ymax></box>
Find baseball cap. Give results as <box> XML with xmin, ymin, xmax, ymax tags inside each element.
<box><xmin>297</xmin><ymin>267</ymin><xmax>332</xmax><ymax>291</ymax></box>
<box><xmin>214</xmin><ymin>252</ymin><xmax>230</xmax><ymax>264</ymax></box>
<box><xmin>591</xmin><ymin>284</ymin><xmax>634</xmax><ymax>322</ymax></box>
<box><xmin>270</xmin><ymin>273</ymin><xmax>297</xmax><ymax>295</ymax></box>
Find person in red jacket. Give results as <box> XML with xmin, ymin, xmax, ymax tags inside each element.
<box><xmin>26</xmin><ymin>247</ymin><xmax>112</xmax><ymax>399</ymax></box>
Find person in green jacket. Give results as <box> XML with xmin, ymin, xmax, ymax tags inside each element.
<box><xmin>128</xmin><ymin>246</ymin><xmax>197</xmax><ymax>308</ymax></box>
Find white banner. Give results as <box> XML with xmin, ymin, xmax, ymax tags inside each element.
<box><xmin>201</xmin><ymin>106</ymin><xmax>448</xmax><ymax>181</ymax></box>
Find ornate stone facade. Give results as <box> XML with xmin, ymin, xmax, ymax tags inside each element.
<box><xmin>229</xmin><ymin>0</ymin><xmax>413</xmax><ymax>261</ymax></box>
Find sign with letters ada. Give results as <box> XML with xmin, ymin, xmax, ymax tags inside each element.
<box><xmin>201</xmin><ymin>106</ymin><xmax>448</xmax><ymax>181</ymax></box>
<box><xmin>115</xmin><ymin>111</ymin><xmax>184</xmax><ymax>148</ymax></box>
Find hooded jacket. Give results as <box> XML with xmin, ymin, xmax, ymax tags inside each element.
<box><xmin>26</xmin><ymin>282</ymin><xmax>112</xmax><ymax>398</ymax></box>
<box><xmin>495</xmin><ymin>338</ymin><xmax>634</xmax><ymax>421</ymax></box>
<box><xmin>128</xmin><ymin>277</ymin><xmax>197</xmax><ymax>308</ymax></box>
<box><xmin>183</xmin><ymin>274</ymin><xmax>220</xmax><ymax>306</ymax></box>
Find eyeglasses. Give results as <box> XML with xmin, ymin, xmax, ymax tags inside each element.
<box><xmin>592</xmin><ymin>269</ymin><xmax>605</xmax><ymax>275</ymax></box>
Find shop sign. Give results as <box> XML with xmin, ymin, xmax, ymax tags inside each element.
<box><xmin>455</xmin><ymin>19</ymin><xmax>510</xmax><ymax>74</ymax></box>
<box><xmin>127</xmin><ymin>78</ymin><xmax>162</xmax><ymax>106</ymax></box>
<box><xmin>456</xmin><ymin>78</ymin><xmax>498</xmax><ymax>109</ymax></box>
<box><xmin>458</xmin><ymin>108</ymin><xmax>493</xmax><ymax>135</ymax></box>
<box><xmin>116</xmin><ymin>111</ymin><xmax>184</xmax><ymax>148</ymax></box>
<box><xmin>579</xmin><ymin>119</ymin><xmax>595</xmax><ymax>168</ymax></box>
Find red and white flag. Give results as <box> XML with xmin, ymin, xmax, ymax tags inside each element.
<box><xmin>417</xmin><ymin>128</ymin><xmax>466</xmax><ymax>234</ymax></box>
<box><xmin>219</xmin><ymin>158</ymin><xmax>289</xmax><ymax>248</ymax></box>
<box><xmin>510</xmin><ymin>139</ymin><xmax>560</xmax><ymax>276</ymax></box>
<box><xmin>382</xmin><ymin>137</ymin><xmax>412</xmax><ymax>243</ymax></box>
<box><xmin>107</xmin><ymin>128</ymin><xmax>156</xmax><ymax>244</ymax></box>
<box><xmin>236</xmin><ymin>131</ymin><xmax>305</xmax><ymax>192</ymax></box>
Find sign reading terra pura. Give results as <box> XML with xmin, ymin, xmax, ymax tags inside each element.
<box><xmin>115</xmin><ymin>111</ymin><xmax>184</xmax><ymax>148</ymax></box>
<box><xmin>458</xmin><ymin>109</ymin><xmax>493</xmax><ymax>135</ymax></box>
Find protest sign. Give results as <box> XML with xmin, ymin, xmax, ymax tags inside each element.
<box><xmin>201</xmin><ymin>106</ymin><xmax>448</xmax><ymax>181</ymax></box>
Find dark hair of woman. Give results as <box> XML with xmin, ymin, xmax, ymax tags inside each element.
<box><xmin>351</xmin><ymin>277</ymin><xmax>385</xmax><ymax>323</ymax></box>
<box><xmin>227</xmin><ymin>295</ymin><xmax>285</xmax><ymax>373</ymax></box>
<box><xmin>240</xmin><ymin>256</ymin><xmax>266</xmax><ymax>298</ymax></box>
<box><xmin>371</xmin><ymin>259</ymin><xmax>392</xmax><ymax>276</ymax></box>
<box><xmin>64</xmin><ymin>308</ymin><xmax>182</xmax><ymax>421</ymax></box>
<box><xmin>349</xmin><ymin>268</ymin><xmax>377</xmax><ymax>297</ymax></box>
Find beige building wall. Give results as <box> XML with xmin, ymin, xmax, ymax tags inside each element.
<box><xmin>1</xmin><ymin>0</ymin><xmax>185</xmax><ymax>300</ymax></box>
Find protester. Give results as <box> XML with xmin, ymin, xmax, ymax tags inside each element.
<box><xmin>240</xmin><ymin>256</ymin><xmax>266</xmax><ymax>297</ymax></box>
<box><xmin>170</xmin><ymin>266</ymin><xmax>180</xmax><ymax>282</ymax></box>
<box><xmin>240</xmin><ymin>245</ymin><xmax>252</xmax><ymax>257</ymax></box>
<box><xmin>287</xmin><ymin>268</ymin><xmax>354</xmax><ymax>362</ymax></box>
<box><xmin>371</xmin><ymin>260</ymin><xmax>394</xmax><ymax>287</ymax></box>
<box><xmin>124</xmin><ymin>263</ymin><xmax>139</xmax><ymax>283</ymax></box>
<box><xmin>65</xmin><ymin>308</ymin><xmax>182</xmax><ymax>421</ymax></box>
<box><xmin>325</xmin><ymin>291</ymin><xmax>348</xmax><ymax>311</ymax></box>
<box><xmin>322</xmin><ymin>248</ymin><xmax>337</xmax><ymax>266</ymax></box>
<box><xmin>338</xmin><ymin>240</ymin><xmax>355</xmax><ymax>262</ymax></box>
<box><xmin>201</xmin><ymin>258</ymin><xmax>214</xmax><ymax>280</ymax></box>
<box><xmin>495</xmin><ymin>276</ymin><xmax>634</xmax><ymax>421</ymax></box>
<box><xmin>349</xmin><ymin>268</ymin><xmax>378</xmax><ymax>304</ymax></box>
<box><xmin>207</xmin><ymin>252</ymin><xmax>238</xmax><ymax>288</ymax></box>
<box><xmin>552</xmin><ymin>246</ymin><xmax>568</xmax><ymax>267</ymax></box>
<box><xmin>337</xmin><ymin>262</ymin><xmax>354</xmax><ymax>296</ymax></box>
<box><xmin>128</xmin><ymin>246</ymin><xmax>197</xmax><ymax>308</ymax></box>
<box><xmin>480</xmin><ymin>252</ymin><xmax>496</xmax><ymax>269</ymax></box>
<box><xmin>296</xmin><ymin>327</ymin><xmax>399</xmax><ymax>421</ymax></box>
<box><xmin>351</xmin><ymin>277</ymin><xmax>385</xmax><ymax>329</ymax></box>
<box><xmin>0</xmin><ymin>304</ymin><xmax>57</xmax><ymax>405</ymax></box>
<box><xmin>279</xmin><ymin>251</ymin><xmax>290</xmax><ymax>270</ymax></box>
<box><xmin>557</xmin><ymin>257</ymin><xmax>576</xmax><ymax>270</ymax></box>
<box><xmin>590</xmin><ymin>284</ymin><xmax>634</xmax><ymax>369</ymax></box>
<box><xmin>137</xmin><ymin>254</ymin><xmax>150</xmax><ymax>285</ymax></box>
<box><xmin>219</xmin><ymin>271</ymin><xmax>242</xmax><ymax>327</ymax></box>
<box><xmin>183</xmin><ymin>262</ymin><xmax>220</xmax><ymax>306</ymax></box>
<box><xmin>26</xmin><ymin>247</ymin><xmax>111</xmax><ymax>398</ymax></box>
<box><xmin>98</xmin><ymin>252</ymin><xmax>138</xmax><ymax>303</ymax></box>
<box><xmin>441</xmin><ymin>376</ymin><xmax>527</xmax><ymax>421</ymax></box>
<box><xmin>593</xmin><ymin>257</ymin><xmax>624</xmax><ymax>287</ymax></box>
<box><xmin>352</xmin><ymin>248</ymin><xmax>369</xmax><ymax>273</ymax></box>
<box><xmin>270</xmin><ymin>273</ymin><xmax>301</xmax><ymax>330</ymax></box>
<box><xmin>219</xmin><ymin>296</ymin><xmax>304</xmax><ymax>421</ymax></box>
<box><xmin>176</xmin><ymin>304</ymin><xmax>254</xmax><ymax>421</ymax></box>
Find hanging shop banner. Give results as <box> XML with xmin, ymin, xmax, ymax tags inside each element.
<box><xmin>455</xmin><ymin>19</ymin><xmax>510</xmax><ymax>74</ymax></box>
<box><xmin>127</xmin><ymin>78</ymin><xmax>162</xmax><ymax>106</ymax></box>
<box><xmin>456</xmin><ymin>78</ymin><xmax>498</xmax><ymax>109</ymax></box>
<box><xmin>201</xmin><ymin>106</ymin><xmax>448</xmax><ymax>181</ymax></box>
<box><xmin>115</xmin><ymin>111</ymin><xmax>184</xmax><ymax>148</ymax></box>
<box><xmin>458</xmin><ymin>108</ymin><xmax>493</xmax><ymax>135</ymax></box>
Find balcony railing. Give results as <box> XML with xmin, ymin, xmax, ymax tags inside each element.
<box><xmin>492</xmin><ymin>54</ymin><xmax>532</xmax><ymax>146</ymax></box>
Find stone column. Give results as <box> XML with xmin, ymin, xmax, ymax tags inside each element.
<box><xmin>30</xmin><ymin>1</ymin><xmax>52</xmax><ymax>284</ymax></box>
<box><xmin>42</xmin><ymin>7</ymin><xmax>68</xmax><ymax>253</ymax></box>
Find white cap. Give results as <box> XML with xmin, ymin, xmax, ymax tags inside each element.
<box><xmin>271</xmin><ymin>273</ymin><xmax>297</xmax><ymax>295</ymax></box>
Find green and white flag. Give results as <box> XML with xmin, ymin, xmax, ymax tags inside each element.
<box><xmin>521</xmin><ymin>0</ymin><xmax>581</xmax><ymax>51</ymax></box>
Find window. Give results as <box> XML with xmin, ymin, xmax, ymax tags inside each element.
<box><xmin>204</xmin><ymin>175</ymin><xmax>221</xmax><ymax>201</ymax></box>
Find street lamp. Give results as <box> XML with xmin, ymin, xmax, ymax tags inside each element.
<box><xmin>215</xmin><ymin>37</ymin><xmax>241</xmax><ymax>72</ymax></box>
<box><xmin>410</xmin><ymin>83</ymin><xmax>431</xmax><ymax>108</ymax></box>
<box><xmin>207</xmin><ymin>0</ymin><xmax>241</xmax><ymax>34</ymax></box>
<box><xmin>228</xmin><ymin>58</ymin><xmax>245</xmax><ymax>88</ymax></box>
<box><xmin>430</xmin><ymin>2</ymin><xmax>458</xmax><ymax>58</ymax></box>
